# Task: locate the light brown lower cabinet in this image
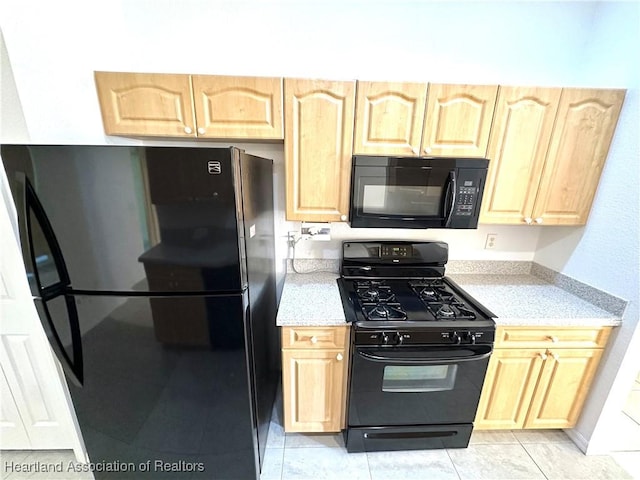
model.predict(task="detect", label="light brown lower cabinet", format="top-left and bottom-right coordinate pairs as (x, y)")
top-left (474, 326), bottom-right (611, 430)
top-left (281, 326), bottom-right (350, 432)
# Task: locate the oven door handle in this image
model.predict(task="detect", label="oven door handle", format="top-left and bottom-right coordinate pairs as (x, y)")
top-left (357, 347), bottom-right (492, 365)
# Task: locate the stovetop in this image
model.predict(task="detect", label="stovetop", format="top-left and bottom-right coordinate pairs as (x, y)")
top-left (337, 241), bottom-right (496, 345)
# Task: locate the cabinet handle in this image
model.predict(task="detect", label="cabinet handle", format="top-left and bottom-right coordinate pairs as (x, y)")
top-left (340, 214), bottom-right (347, 222)
top-left (411, 147), bottom-right (419, 155)
top-left (184, 126), bottom-right (193, 134)
top-left (310, 336), bottom-right (318, 344)
top-left (524, 217), bottom-right (533, 225)
top-left (550, 352), bottom-right (559, 361)
top-left (336, 353), bottom-right (343, 361)
top-left (197, 127), bottom-right (206, 135)
top-left (548, 336), bottom-right (559, 343)
top-left (539, 352), bottom-right (547, 360)
top-left (535, 217), bottom-right (543, 224)
top-left (424, 147), bottom-right (432, 154)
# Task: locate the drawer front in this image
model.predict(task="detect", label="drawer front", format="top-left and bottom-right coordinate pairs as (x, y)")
top-left (282, 326), bottom-right (349, 349)
top-left (495, 326), bottom-right (611, 349)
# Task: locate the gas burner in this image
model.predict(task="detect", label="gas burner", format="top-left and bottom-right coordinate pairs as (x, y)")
top-left (362, 302), bottom-right (407, 321)
top-left (355, 280), bottom-right (395, 303)
top-left (427, 302), bottom-right (476, 320)
top-left (413, 285), bottom-right (454, 303)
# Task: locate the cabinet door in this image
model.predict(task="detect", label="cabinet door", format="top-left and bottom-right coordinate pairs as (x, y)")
top-left (282, 349), bottom-right (347, 432)
top-left (191, 75), bottom-right (283, 139)
top-left (525, 348), bottom-right (603, 429)
top-left (284, 79), bottom-right (355, 221)
top-left (353, 81), bottom-right (427, 155)
top-left (532, 88), bottom-right (625, 225)
top-left (480, 87), bottom-right (561, 224)
top-left (95, 72), bottom-right (196, 137)
top-left (474, 349), bottom-right (545, 430)
top-left (422, 84), bottom-right (498, 157)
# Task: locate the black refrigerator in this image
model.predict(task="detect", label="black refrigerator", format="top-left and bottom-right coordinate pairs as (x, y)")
top-left (1, 145), bottom-right (280, 479)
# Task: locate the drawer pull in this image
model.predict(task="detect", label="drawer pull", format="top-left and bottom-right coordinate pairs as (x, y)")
top-left (310, 336), bottom-right (318, 344)
top-left (548, 336), bottom-right (559, 343)
top-left (336, 353), bottom-right (343, 361)
top-left (539, 352), bottom-right (547, 360)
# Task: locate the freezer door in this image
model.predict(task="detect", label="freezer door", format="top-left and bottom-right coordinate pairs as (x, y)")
top-left (2, 145), bottom-right (245, 294)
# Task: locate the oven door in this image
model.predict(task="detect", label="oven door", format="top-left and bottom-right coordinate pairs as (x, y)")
top-left (349, 157), bottom-right (456, 228)
top-left (348, 344), bottom-right (491, 428)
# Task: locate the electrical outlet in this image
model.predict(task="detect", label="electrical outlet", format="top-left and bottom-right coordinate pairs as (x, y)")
top-left (485, 233), bottom-right (498, 250)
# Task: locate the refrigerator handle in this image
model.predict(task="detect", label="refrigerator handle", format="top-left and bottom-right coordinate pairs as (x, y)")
top-left (20, 173), bottom-right (84, 385)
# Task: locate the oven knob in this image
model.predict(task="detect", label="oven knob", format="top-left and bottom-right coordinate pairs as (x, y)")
top-left (463, 331), bottom-right (477, 344)
top-left (449, 331), bottom-right (461, 345)
top-left (381, 333), bottom-right (390, 345)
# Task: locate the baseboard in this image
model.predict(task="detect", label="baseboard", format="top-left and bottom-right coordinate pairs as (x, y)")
top-left (564, 428), bottom-right (589, 453)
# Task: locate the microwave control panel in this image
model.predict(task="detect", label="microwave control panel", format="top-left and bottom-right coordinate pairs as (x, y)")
top-left (454, 181), bottom-right (477, 216)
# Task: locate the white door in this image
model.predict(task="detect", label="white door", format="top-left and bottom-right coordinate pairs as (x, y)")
top-left (0, 157), bottom-right (87, 460)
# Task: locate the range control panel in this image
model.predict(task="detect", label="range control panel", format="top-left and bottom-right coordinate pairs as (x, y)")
top-left (355, 328), bottom-right (495, 346)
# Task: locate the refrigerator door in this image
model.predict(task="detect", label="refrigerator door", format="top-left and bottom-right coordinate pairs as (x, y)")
top-left (20, 174), bottom-right (83, 385)
top-left (67, 292), bottom-right (260, 479)
top-left (238, 152), bottom-right (279, 468)
top-left (2, 145), bottom-right (245, 294)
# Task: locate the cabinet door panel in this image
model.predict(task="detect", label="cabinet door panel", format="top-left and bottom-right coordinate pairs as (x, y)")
top-left (95, 72), bottom-right (196, 137)
top-left (422, 84), bottom-right (498, 157)
top-left (474, 349), bottom-right (544, 430)
top-left (353, 81), bottom-right (427, 155)
top-left (285, 79), bottom-right (355, 221)
top-left (480, 87), bottom-right (561, 224)
top-left (191, 75), bottom-right (283, 139)
top-left (533, 88), bottom-right (625, 225)
top-left (525, 348), bottom-right (603, 428)
top-left (282, 349), bottom-right (346, 432)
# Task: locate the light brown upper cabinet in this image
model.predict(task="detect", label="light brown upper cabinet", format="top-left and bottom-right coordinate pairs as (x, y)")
top-left (95, 72), bottom-right (196, 137)
top-left (95, 72), bottom-right (283, 139)
top-left (191, 75), bottom-right (283, 138)
top-left (480, 86), bottom-right (562, 224)
top-left (422, 84), bottom-right (499, 157)
top-left (481, 87), bottom-right (625, 226)
top-left (532, 88), bottom-right (625, 225)
top-left (353, 81), bottom-right (427, 155)
top-left (284, 78), bottom-right (356, 222)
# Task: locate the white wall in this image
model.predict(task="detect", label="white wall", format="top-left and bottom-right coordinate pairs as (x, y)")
top-left (534, 1), bottom-right (640, 453)
top-left (2, 0), bottom-right (639, 451)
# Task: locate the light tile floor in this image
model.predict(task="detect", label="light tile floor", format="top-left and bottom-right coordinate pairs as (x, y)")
top-left (262, 426), bottom-right (639, 480)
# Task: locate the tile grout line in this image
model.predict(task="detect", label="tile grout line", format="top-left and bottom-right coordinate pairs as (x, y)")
top-left (517, 439), bottom-right (551, 480)
top-left (444, 448), bottom-right (463, 480)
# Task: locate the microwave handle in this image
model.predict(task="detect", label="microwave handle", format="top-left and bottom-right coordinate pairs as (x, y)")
top-left (445, 170), bottom-right (457, 227)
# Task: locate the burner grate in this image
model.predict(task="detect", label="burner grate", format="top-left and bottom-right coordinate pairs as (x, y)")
top-left (361, 302), bottom-right (407, 321)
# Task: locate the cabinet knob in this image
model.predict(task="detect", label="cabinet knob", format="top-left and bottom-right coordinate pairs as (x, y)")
top-left (548, 336), bottom-right (559, 343)
top-left (550, 352), bottom-right (559, 361)
top-left (539, 352), bottom-right (547, 360)
top-left (310, 336), bottom-right (318, 344)
top-left (197, 127), bottom-right (206, 135)
top-left (535, 217), bottom-right (543, 224)
top-left (411, 147), bottom-right (419, 155)
top-left (524, 217), bottom-right (533, 225)
top-left (424, 147), bottom-right (432, 154)
top-left (184, 126), bottom-right (193, 134)
top-left (336, 353), bottom-right (343, 361)
top-left (340, 214), bottom-right (347, 222)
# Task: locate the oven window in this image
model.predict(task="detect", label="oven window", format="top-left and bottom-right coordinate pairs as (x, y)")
top-left (382, 364), bottom-right (457, 393)
top-left (362, 184), bottom-right (442, 216)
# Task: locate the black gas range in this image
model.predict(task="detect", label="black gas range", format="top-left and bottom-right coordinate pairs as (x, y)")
top-left (337, 241), bottom-right (496, 453)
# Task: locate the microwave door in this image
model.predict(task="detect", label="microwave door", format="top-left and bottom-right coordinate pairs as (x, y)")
top-left (352, 165), bottom-right (450, 227)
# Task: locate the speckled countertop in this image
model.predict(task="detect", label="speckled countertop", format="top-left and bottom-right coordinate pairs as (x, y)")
top-left (276, 272), bottom-right (345, 326)
top-left (448, 274), bottom-right (621, 327)
top-left (276, 268), bottom-right (623, 328)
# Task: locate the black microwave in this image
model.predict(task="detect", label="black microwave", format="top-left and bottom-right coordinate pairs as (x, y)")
top-left (348, 155), bottom-right (489, 229)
